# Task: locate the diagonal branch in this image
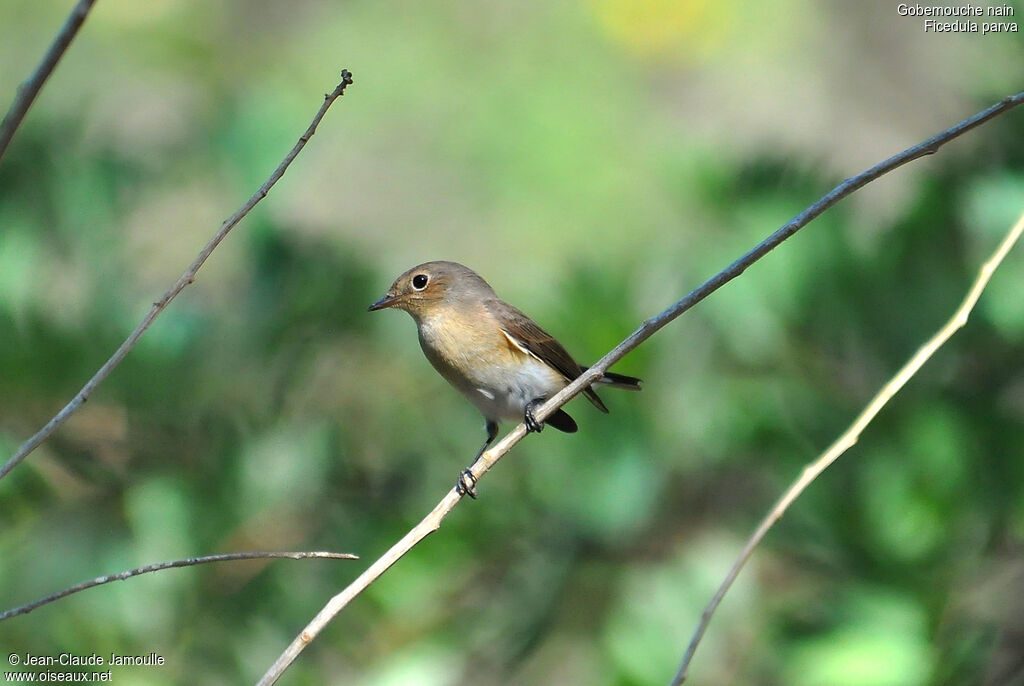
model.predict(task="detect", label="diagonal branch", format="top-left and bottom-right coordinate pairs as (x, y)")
top-left (0, 550), bottom-right (358, 622)
top-left (0, 70), bottom-right (355, 485)
top-left (255, 91), bottom-right (1024, 686)
top-left (0, 0), bottom-right (98, 165)
top-left (515, 91), bottom-right (1024, 441)
top-left (669, 208), bottom-right (1024, 685)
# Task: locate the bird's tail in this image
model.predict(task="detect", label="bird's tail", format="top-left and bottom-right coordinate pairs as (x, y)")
top-left (581, 366), bottom-right (642, 391)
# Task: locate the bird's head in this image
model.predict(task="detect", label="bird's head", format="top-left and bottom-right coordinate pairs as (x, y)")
top-left (368, 261), bottom-right (494, 319)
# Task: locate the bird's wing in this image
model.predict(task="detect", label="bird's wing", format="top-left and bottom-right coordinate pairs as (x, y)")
top-left (488, 299), bottom-right (609, 413)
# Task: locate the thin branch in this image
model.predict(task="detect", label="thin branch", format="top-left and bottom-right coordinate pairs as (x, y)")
top-left (670, 208), bottom-right (1024, 685)
top-left (516, 91), bottom-right (1024, 441)
top-left (0, 550), bottom-right (358, 621)
top-left (0, 0), bottom-right (98, 165)
top-left (255, 93), bottom-right (1024, 686)
top-left (257, 493), bottom-right (461, 685)
top-left (0, 70), bottom-right (355, 484)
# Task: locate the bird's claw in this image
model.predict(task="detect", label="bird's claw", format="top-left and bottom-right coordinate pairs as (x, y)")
top-left (456, 469), bottom-right (478, 499)
top-left (524, 400), bottom-right (545, 433)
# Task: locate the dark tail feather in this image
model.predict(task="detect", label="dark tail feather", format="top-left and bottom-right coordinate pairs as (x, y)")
top-left (580, 366), bottom-right (642, 391)
top-left (547, 409), bottom-right (578, 433)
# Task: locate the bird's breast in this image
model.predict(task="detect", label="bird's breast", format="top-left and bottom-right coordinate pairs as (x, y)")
top-left (415, 312), bottom-right (565, 421)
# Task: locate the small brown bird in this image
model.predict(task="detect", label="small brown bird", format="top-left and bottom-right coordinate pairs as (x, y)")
top-left (368, 261), bottom-right (641, 496)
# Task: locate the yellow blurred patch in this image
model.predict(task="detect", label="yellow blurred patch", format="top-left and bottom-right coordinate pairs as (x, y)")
top-left (589, 0), bottom-right (735, 61)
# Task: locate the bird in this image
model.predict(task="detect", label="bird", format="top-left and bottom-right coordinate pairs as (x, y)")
top-left (368, 261), bottom-right (641, 497)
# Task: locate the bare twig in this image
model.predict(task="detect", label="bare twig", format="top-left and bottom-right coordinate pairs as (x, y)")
top-left (257, 492), bottom-right (462, 685)
top-left (256, 93), bottom-right (1024, 686)
top-left (0, 550), bottom-right (358, 621)
top-left (0, 0), bottom-right (98, 165)
top-left (0, 70), bottom-right (355, 484)
top-left (670, 208), bottom-right (1024, 685)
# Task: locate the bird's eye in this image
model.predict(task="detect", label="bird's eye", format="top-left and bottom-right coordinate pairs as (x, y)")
top-left (411, 274), bottom-right (429, 290)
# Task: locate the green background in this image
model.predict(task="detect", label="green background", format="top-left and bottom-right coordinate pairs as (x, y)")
top-left (2, 1), bottom-right (1024, 684)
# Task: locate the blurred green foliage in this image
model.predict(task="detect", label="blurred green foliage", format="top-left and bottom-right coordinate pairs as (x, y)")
top-left (2, 1), bottom-right (1024, 685)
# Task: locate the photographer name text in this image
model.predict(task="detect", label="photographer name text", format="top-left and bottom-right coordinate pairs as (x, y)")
top-left (12, 653), bottom-right (164, 667)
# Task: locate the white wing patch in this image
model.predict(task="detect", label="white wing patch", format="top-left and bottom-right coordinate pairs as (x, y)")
top-left (501, 328), bottom-right (542, 361)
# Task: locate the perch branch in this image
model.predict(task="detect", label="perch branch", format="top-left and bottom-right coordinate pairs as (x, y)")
top-left (0, 0), bottom-right (98, 165)
top-left (0, 70), bottom-right (355, 484)
top-left (670, 207), bottom-right (1024, 685)
top-left (256, 91), bottom-right (1024, 686)
top-left (0, 550), bottom-right (358, 621)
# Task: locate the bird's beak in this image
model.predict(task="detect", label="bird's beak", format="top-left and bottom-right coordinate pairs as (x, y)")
top-left (368, 292), bottom-right (400, 312)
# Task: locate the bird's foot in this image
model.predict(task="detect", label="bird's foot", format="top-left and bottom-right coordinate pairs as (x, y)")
top-left (524, 399), bottom-right (545, 433)
top-left (456, 469), bottom-right (478, 499)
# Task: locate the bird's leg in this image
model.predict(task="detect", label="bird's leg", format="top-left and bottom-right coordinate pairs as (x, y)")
top-left (524, 398), bottom-right (546, 433)
top-left (457, 419), bottom-right (499, 499)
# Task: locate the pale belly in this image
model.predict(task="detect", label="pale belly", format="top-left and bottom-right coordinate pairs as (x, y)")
top-left (416, 316), bottom-right (567, 422)
top-left (460, 354), bottom-right (567, 422)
